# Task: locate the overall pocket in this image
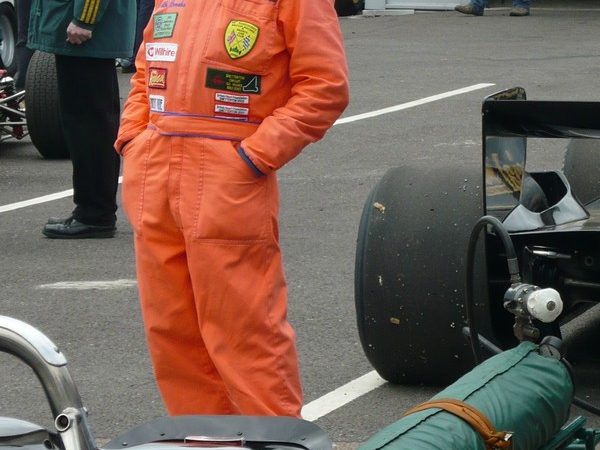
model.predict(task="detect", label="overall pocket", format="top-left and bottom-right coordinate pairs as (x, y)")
top-left (193, 139), bottom-right (269, 242)
top-left (201, 0), bottom-right (282, 75)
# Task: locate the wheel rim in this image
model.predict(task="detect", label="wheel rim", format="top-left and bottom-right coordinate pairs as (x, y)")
top-left (0, 14), bottom-right (15, 69)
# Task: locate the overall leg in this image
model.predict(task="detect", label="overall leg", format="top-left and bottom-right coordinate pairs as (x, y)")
top-left (54, 55), bottom-right (121, 226)
top-left (122, 133), bottom-right (235, 415)
top-left (187, 239), bottom-right (304, 417)
top-left (179, 138), bottom-right (304, 417)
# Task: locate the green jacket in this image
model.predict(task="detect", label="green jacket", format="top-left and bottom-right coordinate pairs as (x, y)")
top-left (28, 0), bottom-right (136, 59)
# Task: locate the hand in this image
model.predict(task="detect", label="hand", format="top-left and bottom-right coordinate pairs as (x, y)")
top-left (66, 22), bottom-right (92, 45)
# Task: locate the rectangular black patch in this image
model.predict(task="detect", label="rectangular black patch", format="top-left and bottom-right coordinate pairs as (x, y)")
top-left (205, 68), bottom-right (261, 94)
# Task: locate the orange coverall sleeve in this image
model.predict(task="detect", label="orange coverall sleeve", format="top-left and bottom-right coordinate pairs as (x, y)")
top-left (240, 0), bottom-right (350, 175)
top-left (115, 46), bottom-right (149, 153)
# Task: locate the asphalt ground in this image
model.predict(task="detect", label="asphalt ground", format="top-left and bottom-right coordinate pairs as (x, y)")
top-left (2, 5), bottom-right (600, 449)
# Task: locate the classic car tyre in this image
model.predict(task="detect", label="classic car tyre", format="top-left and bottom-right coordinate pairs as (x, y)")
top-left (0, 3), bottom-right (17, 75)
top-left (24, 51), bottom-right (69, 159)
top-left (355, 163), bottom-right (494, 385)
top-left (563, 139), bottom-right (600, 205)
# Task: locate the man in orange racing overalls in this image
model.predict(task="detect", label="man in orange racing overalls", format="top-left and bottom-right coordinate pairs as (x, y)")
top-left (115, 0), bottom-right (349, 417)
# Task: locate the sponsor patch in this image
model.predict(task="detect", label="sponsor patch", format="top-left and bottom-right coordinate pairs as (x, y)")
top-left (215, 104), bottom-right (249, 116)
top-left (146, 43), bottom-right (178, 62)
top-left (148, 67), bottom-right (168, 89)
top-left (149, 95), bottom-right (166, 112)
top-left (225, 20), bottom-right (259, 59)
top-left (153, 13), bottom-right (177, 39)
top-left (215, 92), bottom-right (249, 105)
top-left (206, 68), bottom-right (261, 94)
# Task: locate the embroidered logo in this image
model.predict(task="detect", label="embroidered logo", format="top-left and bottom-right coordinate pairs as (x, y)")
top-left (225, 20), bottom-right (259, 59)
top-left (148, 67), bottom-right (168, 89)
top-left (146, 43), bottom-right (178, 62)
top-left (153, 13), bottom-right (178, 39)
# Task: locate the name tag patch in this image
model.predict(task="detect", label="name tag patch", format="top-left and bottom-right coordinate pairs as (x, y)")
top-left (149, 95), bottom-right (166, 112)
top-left (153, 13), bottom-right (178, 39)
top-left (215, 104), bottom-right (249, 116)
top-left (215, 92), bottom-right (249, 104)
top-left (146, 43), bottom-right (178, 62)
top-left (206, 68), bottom-right (260, 94)
top-left (148, 67), bottom-right (168, 89)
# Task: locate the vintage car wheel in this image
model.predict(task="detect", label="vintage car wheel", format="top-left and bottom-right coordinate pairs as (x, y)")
top-left (0, 2), bottom-right (17, 75)
top-left (563, 139), bottom-right (600, 205)
top-left (355, 163), bottom-right (493, 385)
top-left (24, 51), bottom-right (69, 159)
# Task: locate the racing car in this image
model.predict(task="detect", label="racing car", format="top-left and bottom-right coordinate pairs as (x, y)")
top-left (355, 86), bottom-right (600, 386)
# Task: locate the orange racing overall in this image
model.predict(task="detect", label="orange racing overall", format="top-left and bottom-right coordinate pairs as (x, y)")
top-left (115, 0), bottom-right (349, 416)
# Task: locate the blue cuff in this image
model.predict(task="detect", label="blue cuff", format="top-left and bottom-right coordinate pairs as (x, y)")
top-left (237, 147), bottom-right (265, 177)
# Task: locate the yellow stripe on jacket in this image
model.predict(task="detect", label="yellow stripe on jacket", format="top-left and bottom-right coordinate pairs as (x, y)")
top-left (80, 0), bottom-right (100, 24)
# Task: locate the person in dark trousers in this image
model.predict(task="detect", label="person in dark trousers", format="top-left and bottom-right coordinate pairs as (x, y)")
top-left (117, 0), bottom-right (153, 73)
top-left (27, 0), bottom-right (135, 239)
top-left (15, 0), bottom-right (33, 91)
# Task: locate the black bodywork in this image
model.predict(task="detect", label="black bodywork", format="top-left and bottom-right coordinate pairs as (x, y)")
top-left (482, 87), bottom-right (600, 345)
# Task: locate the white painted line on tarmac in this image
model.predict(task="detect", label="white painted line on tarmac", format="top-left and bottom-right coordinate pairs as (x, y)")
top-left (36, 279), bottom-right (137, 290)
top-left (0, 188), bottom-right (74, 213)
top-left (0, 177), bottom-right (124, 214)
top-left (302, 370), bottom-right (386, 421)
top-left (334, 83), bottom-right (495, 125)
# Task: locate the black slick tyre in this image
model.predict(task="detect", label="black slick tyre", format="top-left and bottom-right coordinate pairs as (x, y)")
top-left (355, 163), bottom-right (492, 385)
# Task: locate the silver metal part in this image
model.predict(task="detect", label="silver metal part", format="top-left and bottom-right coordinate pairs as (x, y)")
top-left (0, 316), bottom-right (97, 450)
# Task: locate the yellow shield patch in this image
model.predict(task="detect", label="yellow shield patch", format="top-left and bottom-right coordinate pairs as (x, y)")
top-left (225, 20), bottom-right (259, 59)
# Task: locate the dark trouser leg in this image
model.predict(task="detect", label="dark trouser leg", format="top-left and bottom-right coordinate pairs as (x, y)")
top-left (15, 0), bottom-right (33, 90)
top-left (130, 0), bottom-right (154, 65)
top-left (54, 55), bottom-right (121, 226)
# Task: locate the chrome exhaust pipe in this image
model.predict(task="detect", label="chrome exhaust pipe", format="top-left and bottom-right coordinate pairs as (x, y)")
top-left (0, 316), bottom-right (97, 450)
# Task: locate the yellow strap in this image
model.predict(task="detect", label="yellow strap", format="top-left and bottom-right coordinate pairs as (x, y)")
top-left (403, 398), bottom-right (512, 449)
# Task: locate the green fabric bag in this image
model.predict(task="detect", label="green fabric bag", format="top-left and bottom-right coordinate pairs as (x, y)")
top-left (360, 342), bottom-right (574, 450)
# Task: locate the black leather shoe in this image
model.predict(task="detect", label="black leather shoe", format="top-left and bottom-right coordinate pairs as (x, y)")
top-left (42, 218), bottom-right (116, 239)
top-left (46, 216), bottom-right (73, 225)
